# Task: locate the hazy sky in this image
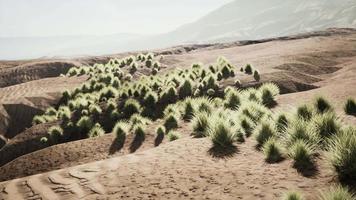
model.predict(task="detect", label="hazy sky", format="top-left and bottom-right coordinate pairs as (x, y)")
top-left (0, 0), bottom-right (232, 37)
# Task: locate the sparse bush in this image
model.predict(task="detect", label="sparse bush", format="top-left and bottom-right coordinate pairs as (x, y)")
top-left (123, 99), bottom-right (141, 118)
top-left (113, 121), bottom-right (130, 142)
top-left (296, 104), bottom-right (314, 121)
top-left (208, 117), bottom-right (235, 148)
top-left (152, 68), bottom-right (158, 75)
top-left (133, 124), bottom-right (146, 139)
top-left (164, 114), bottom-right (179, 131)
top-left (179, 79), bottom-right (193, 99)
top-left (58, 106), bottom-right (71, 121)
top-left (319, 185), bottom-right (355, 200)
top-left (253, 70), bottom-right (260, 81)
top-left (275, 112), bottom-right (289, 133)
top-left (129, 114), bottom-right (151, 126)
top-left (285, 119), bottom-right (320, 146)
top-left (40, 137), bottom-right (48, 143)
top-left (260, 87), bottom-right (275, 107)
top-left (207, 88), bottom-right (215, 97)
top-left (221, 65), bottom-right (231, 78)
top-left (328, 126), bottom-right (356, 181)
top-left (288, 139), bottom-right (315, 169)
top-left (224, 90), bottom-right (240, 110)
top-left (124, 74), bottom-right (133, 81)
top-left (45, 107), bottom-right (57, 116)
top-left (314, 96), bottom-right (333, 114)
top-left (344, 97), bottom-right (356, 115)
top-left (76, 116), bottom-right (93, 134)
top-left (239, 116), bottom-right (254, 136)
top-left (234, 79), bottom-right (241, 87)
top-left (310, 112), bottom-right (340, 139)
top-left (130, 63), bottom-right (138, 74)
top-left (254, 121), bottom-right (277, 147)
top-left (262, 138), bottom-right (284, 163)
top-left (160, 86), bottom-right (178, 104)
top-left (167, 130), bottom-right (181, 141)
top-left (145, 60), bottom-right (152, 68)
top-left (183, 100), bottom-right (195, 121)
top-left (282, 191), bottom-right (304, 200)
top-left (143, 91), bottom-right (158, 108)
top-left (32, 115), bottom-right (46, 125)
top-left (233, 126), bottom-right (245, 142)
top-left (88, 123), bottom-right (105, 137)
top-left (62, 90), bottom-right (71, 103)
top-left (156, 126), bottom-right (166, 136)
top-left (192, 112), bottom-right (210, 137)
top-left (89, 104), bottom-right (102, 116)
top-left (67, 68), bottom-right (78, 76)
top-left (48, 126), bottom-right (63, 141)
top-left (244, 64), bottom-right (253, 74)
top-left (99, 86), bottom-right (118, 100)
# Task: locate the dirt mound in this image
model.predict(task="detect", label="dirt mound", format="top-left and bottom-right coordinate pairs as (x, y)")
top-left (0, 121), bottom-right (191, 181)
top-left (0, 137), bottom-right (334, 200)
top-left (0, 76), bottom-right (86, 140)
top-left (0, 122), bottom-right (56, 167)
top-left (0, 60), bottom-right (82, 88)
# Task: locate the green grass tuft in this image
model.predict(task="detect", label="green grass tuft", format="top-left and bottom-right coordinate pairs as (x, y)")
top-left (88, 123), bottom-right (105, 137)
top-left (319, 185), bottom-right (355, 200)
top-left (328, 126), bottom-right (356, 181)
top-left (262, 138), bottom-right (284, 163)
top-left (282, 191), bottom-right (304, 200)
top-left (167, 130), bottom-right (181, 141)
top-left (344, 97), bottom-right (356, 116)
top-left (208, 117), bottom-right (235, 148)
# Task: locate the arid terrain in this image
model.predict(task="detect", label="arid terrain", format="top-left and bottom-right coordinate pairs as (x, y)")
top-left (0, 28), bottom-right (355, 200)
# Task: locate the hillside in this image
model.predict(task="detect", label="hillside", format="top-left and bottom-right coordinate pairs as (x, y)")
top-left (0, 28), bottom-right (355, 199)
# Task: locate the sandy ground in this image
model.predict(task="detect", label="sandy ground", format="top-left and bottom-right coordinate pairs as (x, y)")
top-left (0, 28), bottom-right (355, 199)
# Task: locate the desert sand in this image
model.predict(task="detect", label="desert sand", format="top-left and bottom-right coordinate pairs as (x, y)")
top-left (0, 28), bottom-right (355, 199)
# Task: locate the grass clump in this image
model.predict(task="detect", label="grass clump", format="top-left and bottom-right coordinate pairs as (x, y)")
top-left (192, 112), bottom-right (210, 137)
top-left (76, 116), bottom-right (93, 134)
top-left (179, 79), bottom-right (194, 99)
top-left (133, 124), bottom-right (146, 139)
top-left (48, 126), bottom-right (63, 141)
top-left (182, 99), bottom-right (195, 121)
top-left (288, 139), bottom-right (315, 169)
top-left (123, 99), bottom-right (141, 118)
top-left (244, 64), bottom-right (253, 74)
top-left (275, 112), bottom-right (289, 133)
top-left (88, 123), bottom-right (105, 137)
top-left (319, 185), bottom-right (355, 200)
top-left (314, 96), bottom-right (333, 114)
top-left (296, 104), bottom-right (314, 121)
top-left (224, 90), bottom-right (240, 110)
top-left (113, 121), bottom-right (130, 142)
top-left (310, 112), bottom-right (340, 139)
top-left (253, 70), bottom-right (260, 81)
top-left (281, 191), bottom-right (304, 200)
top-left (156, 126), bottom-right (166, 136)
top-left (167, 130), bottom-right (181, 141)
top-left (262, 138), bottom-right (284, 163)
top-left (254, 121), bottom-right (277, 147)
top-left (208, 117), bottom-right (235, 148)
top-left (344, 97), bottom-right (356, 116)
top-left (328, 126), bottom-right (356, 181)
top-left (164, 114), bottom-right (179, 131)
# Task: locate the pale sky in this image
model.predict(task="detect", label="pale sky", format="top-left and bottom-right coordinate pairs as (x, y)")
top-left (0, 0), bottom-right (233, 37)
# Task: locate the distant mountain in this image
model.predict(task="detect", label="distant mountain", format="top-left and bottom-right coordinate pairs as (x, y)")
top-left (1, 0), bottom-right (356, 60)
top-left (149, 0), bottom-right (356, 45)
